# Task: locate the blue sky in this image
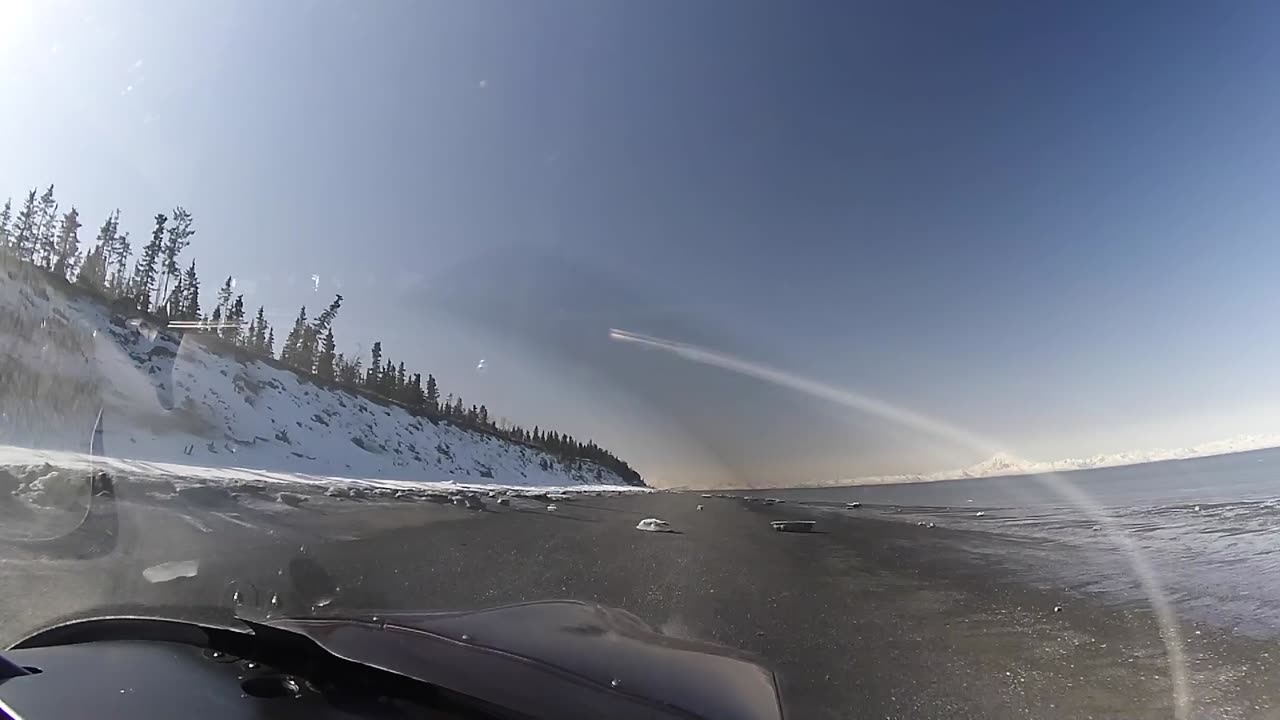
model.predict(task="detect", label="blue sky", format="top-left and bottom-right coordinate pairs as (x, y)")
top-left (4, 1), bottom-right (1280, 487)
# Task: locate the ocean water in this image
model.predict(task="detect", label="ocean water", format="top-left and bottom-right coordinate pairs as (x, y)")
top-left (763, 446), bottom-right (1280, 638)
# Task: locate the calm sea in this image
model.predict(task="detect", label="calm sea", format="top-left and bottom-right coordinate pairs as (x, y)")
top-left (755, 446), bottom-right (1280, 638)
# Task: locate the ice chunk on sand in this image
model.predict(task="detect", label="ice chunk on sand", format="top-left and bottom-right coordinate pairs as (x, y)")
top-left (16, 468), bottom-right (83, 508)
top-left (770, 520), bottom-right (816, 533)
top-left (636, 518), bottom-right (673, 532)
top-left (277, 491), bottom-right (308, 507)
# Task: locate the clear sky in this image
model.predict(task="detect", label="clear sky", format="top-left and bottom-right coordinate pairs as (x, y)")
top-left (4, 1), bottom-right (1280, 487)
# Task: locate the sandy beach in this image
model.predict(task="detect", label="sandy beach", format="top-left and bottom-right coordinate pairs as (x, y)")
top-left (3, 486), bottom-right (1277, 718)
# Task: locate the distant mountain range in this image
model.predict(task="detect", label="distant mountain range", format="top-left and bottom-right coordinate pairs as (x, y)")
top-left (835, 436), bottom-right (1280, 487)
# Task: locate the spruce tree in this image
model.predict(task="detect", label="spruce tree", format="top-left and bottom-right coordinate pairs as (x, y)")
top-left (11, 189), bottom-right (38, 261)
top-left (306, 294), bottom-right (342, 372)
top-left (425, 374), bottom-right (439, 409)
top-left (36, 185), bottom-right (55, 212)
top-left (86, 210), bottom-right (118, 292)
top-left (108, 229), bottom-right (131, 297)
top-left (226, 295), bottom-right (245, 343)
top-left (312, 294), bottom-right (342, 333)
top-left (281, 307), bottom-right (305, 364)
top-left (367, 342), bottom-right (382, 388)
top-left (36, 203), bottom-right (58, 269)
top-left (297, 332), bottom-right (316, 372)
top-left (216, 276), bottom-right (234, 318)
top-left (77, 244), bottom-right (107, 289)
top-left (251, 307), bottom-right (267, 351)
top-left (132, 213), bottom-right (166, 311)
top-left (51, 207), bottom-right (82, 280)
top-left (182, 260), bottom-right (200, 321)
top-left (91, 209), bottom-right (130, 296)
top-left (35, 200), bottom-right (58, 269)
top-left (316, 329), bottom-right (336, 379)
top-left (166, 274), bottom-right (186, 318)
top-left (33, 185), bottom-right (56, 267)
top-left (244, 313), bottom-right (258, 348)
top-left (265, 326), bottom-right (275, 358)
top-left (158, 207), bottom-right (194, 307)
top-left (0, 198), bottom-right (12, 249)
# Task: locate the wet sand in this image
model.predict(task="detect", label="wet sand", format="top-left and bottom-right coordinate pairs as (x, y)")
top-left (4, 487), bottom-right (1279, 718)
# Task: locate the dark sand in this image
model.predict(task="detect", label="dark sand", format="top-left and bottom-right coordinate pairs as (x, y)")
top-left (4, 488), bottom-right (1278, 718)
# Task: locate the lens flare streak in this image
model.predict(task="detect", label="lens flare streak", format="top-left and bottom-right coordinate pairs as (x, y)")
top-left (608, 326), bottom-right (1191, 718)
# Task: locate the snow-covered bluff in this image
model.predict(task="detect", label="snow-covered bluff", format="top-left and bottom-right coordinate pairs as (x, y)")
top-left (0, 258), bottom-right (644, 490)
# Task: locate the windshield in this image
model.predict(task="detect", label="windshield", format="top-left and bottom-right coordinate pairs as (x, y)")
top-left (4, 2), bottom-right (1280, 717)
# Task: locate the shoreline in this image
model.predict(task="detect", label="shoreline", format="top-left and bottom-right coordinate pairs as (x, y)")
top-left (745, 500), bottom-right (1280, 718)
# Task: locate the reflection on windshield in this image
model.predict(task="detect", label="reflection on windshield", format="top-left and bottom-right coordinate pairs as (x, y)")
top-left (5, 1), bottom-right (1280, 717)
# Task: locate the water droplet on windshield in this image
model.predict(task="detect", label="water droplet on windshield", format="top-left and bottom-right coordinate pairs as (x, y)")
top-left (203, 648), bottom-right (238, 663)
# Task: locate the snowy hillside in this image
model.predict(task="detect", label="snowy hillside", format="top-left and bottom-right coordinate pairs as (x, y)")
top-left (0, 258), bottom-right (643, 491)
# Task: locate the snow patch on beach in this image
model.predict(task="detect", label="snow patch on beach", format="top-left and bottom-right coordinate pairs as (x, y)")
top-left (0, 445), bottom-right (650, 498)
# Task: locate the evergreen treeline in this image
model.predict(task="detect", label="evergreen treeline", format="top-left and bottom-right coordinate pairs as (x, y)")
top-left (0, 184), bottom-right (643, 486)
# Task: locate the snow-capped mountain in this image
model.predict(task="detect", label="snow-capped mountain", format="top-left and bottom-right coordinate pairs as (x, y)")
top-left (0, 257), bottom-right (642, 490)
top-left (831, 437), bottom-right (1280, 487)
top-left (953, 451), bottom-right (1036, 478)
